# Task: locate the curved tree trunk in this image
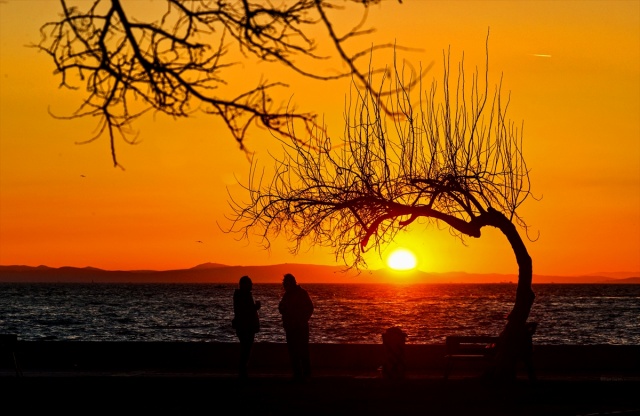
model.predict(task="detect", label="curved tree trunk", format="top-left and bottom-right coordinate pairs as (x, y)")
top-left (483, 208), bottom-right (535, 381)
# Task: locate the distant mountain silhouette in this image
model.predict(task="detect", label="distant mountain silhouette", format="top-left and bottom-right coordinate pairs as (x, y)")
top-left (189, 262), bottom-right (230, 270)
top-left (0, 264), bottom-right (638, 284)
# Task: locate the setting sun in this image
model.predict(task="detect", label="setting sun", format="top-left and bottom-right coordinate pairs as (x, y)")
top-left (386, 248), bottom-right (417, 271)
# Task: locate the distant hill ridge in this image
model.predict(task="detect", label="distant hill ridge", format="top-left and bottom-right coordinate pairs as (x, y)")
top-left (0, 264), bottom-right (638, 284)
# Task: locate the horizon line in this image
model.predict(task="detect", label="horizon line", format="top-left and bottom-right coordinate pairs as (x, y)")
top-left (1, 263), bottom-right (638, 279)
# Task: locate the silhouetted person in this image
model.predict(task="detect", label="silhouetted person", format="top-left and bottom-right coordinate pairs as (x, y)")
top-left (278, 273), bottom-right (314, 381)
top-left (232, 275), bottom-right (261, 379)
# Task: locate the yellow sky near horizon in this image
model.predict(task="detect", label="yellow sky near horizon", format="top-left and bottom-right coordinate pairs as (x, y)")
top-left (1, 1), bottom-right (639, 278)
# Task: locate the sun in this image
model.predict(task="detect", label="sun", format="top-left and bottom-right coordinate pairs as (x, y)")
top-left (386, 248), bottom-right (417, 271)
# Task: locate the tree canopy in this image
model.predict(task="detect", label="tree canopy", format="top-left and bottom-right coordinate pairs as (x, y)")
top-left (229, 43), bottom-right (535, 272)
top-left (36, 0), bottom-right (412, 168)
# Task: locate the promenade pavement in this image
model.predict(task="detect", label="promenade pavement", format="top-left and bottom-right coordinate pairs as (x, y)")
top-left (2, 341), bottom-right (639, 414)
top-left (2, 367), bottom-right (640, 415)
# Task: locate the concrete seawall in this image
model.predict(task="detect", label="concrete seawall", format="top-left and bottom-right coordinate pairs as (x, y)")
top-left (5, 342), bottom-right (640, 375)
top-left (3, 342), bottom-right (640, 415)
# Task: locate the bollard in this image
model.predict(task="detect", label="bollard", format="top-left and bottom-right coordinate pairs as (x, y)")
top-left (382, 326), bottom-right (408, 380)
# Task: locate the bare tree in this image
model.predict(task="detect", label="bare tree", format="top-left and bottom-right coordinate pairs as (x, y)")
top-left (36, 0), bottom-right (415, 168)
top-left (229, 40), bottom-right (538, 380)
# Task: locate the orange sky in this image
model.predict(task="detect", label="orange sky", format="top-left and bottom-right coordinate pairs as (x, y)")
top-left (1, 1), bottom-right (639, 277)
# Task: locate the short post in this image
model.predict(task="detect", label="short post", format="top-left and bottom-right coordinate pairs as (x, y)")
top-left (382, 326), bottom-right (408, 380)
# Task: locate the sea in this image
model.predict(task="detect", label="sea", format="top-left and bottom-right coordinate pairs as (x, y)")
top-left (1, 283), bottom-right (638, 345)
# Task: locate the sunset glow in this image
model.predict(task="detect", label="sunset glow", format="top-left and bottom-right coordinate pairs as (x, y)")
top-left (387, 248), bottom-right (418, 271)
top-left (0, 1), bottom-right (638, 279)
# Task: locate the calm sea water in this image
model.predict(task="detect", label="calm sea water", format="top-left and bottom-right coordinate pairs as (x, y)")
top-left (0, 283), bottom-right (638, 345)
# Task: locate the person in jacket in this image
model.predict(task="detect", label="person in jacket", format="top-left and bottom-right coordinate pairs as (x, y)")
top-left (278, 273), bottom-right (314, 381)
top-left (232, 275), bottom-right (261, 379)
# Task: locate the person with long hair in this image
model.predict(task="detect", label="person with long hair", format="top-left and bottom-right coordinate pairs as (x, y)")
top-left (232, 275), bottom-right (261, 379)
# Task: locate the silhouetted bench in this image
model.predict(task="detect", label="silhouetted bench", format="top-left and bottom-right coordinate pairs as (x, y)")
top-left (444, 322), bottom-right (537, 381)
top-left (443, 335), bottom-right (499, 380)
top-left (0, 334), bottom-right (23, 377)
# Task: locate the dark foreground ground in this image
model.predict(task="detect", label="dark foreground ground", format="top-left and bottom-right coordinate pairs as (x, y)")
top-left (1, 342), bottom-right (639, 415)
top-left (3, 371), bottom-right (640, 415)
